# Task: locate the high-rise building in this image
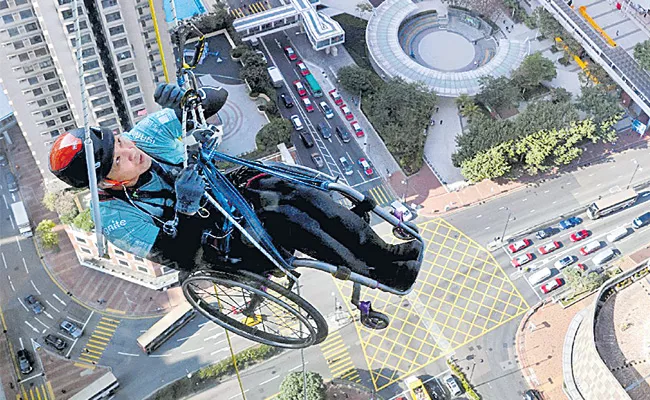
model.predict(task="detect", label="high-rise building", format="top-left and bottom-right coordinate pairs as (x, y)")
top-left (0, 0), bottom-right (176, 190)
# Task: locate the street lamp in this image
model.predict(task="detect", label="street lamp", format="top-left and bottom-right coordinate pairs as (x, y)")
top-left (401, 179), bottom-right (409, 203)
top-left (499, 207), bottom-right (515, 242)
top-left (627, 159), bottom-right (641, 189)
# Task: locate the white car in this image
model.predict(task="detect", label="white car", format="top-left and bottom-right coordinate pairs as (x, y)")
top-left (390, 201), bottom-right (413, 222)
top-left (290, 115), bottom-right (303, 131)
top-left (445, 375), bottom-right (463, 397)
top-left (320, 101), bottom-right (334, 119)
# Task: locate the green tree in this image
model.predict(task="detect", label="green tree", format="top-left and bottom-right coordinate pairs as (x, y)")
top-left (240, 50), bottom-right (266, 68)
top-left (578, 62), bottom-right (614, 87)
top-left (355, 1), bottom-right (373, 17)
top-left (256, 118), bottom-right (293, 151)
top-left (564, 268), bottom-right (606, 293)
top-left (72, 209), bottom-right (94, 232)
top-left (338, 65), bottom-right (378, 96)
top-left (476, 76), bottom-right (520, 110)
top-left (278, 372), bottom-right (326, 400)
top-left (42, 190), bottom-right (79, 224)
top-left (452, 114), bottom-right (514, 167)
top-left (514, 129), bottom-right (558, 175)
top-left (634, 39), bottom-right (650, 71)
top-left (534, 8), bottom-right (564, 39)
top-left (241, 64), bottom-right (272, 94)
top-left (460, 143), bottom-right (512, 182)
top-left (576, 85), bottom-right (622, 138)
top-left (549, 87), bottom-right (572, 104)
top-left (512, 52), bottom-right (557, 93)
top-left (455, 94), bottom-right (481, 119)
top-left (36, 220), bottom-right (59, 249)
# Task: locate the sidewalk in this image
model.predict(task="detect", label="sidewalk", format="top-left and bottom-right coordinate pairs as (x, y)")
top-left (6, 126), bottom-right (174, 318)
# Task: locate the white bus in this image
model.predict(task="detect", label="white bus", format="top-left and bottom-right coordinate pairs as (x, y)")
top-left (586, 189), bottom-right (638, 220)
top-left (136, 301), bottom-right (196, 354)
top-left (69, 372), bottom-right (118, 400)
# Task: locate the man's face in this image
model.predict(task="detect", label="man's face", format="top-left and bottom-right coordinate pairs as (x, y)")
top-left (105, 135), bottom-right (151, 186)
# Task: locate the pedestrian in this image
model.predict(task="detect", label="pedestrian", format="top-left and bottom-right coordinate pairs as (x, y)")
top-left (503, 19), bottom-right (506, 24)
top-left (149, 296), bottom-right (153, 301)
top-left (440, 120), bottom-right (443, 125)
top-left (511, 25), bottom-right (514, 30)
top-left (436, 106), bottom-right (439, 112)
top-left (616, 30), bottom-right (620, 36)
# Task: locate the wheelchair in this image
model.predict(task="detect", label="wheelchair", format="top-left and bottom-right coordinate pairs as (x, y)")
top-left (175, 38), bottom-right (424, 349)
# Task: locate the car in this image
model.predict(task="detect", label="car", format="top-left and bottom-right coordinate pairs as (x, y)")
top-left (559, 216), bottom-right (581, 230)
top-left (358, 158), bottom-right (373, 176)
top-left (535, 227), bottom-right (555, 240)
top-left (299, 132), bottom-right (314, 148)
top-left (340, 104), bottom-right (353, 121)
top-left (570, 229), bottom-right (590, 242)
top-left (290, 115), bottom-right (303, 131)
top-left (329, 89), bottom-right (343, 106)
top-left (541, 278), bottom-right (564, 294)
top-left (311, 153), bottom-right (324, 169)
top-left (576, 263), bottom-right (588, 272)
top-left (279, 93), bottom-right (293, 108)
top-left (511, 253), bottom-right (533, 267)
top-left (44, 334), bottom-right (67, 351)
top-left (60, 319), bottom-right (82, 338)
top-left (339, 157), bottom-right (353, 176)
top-left (284, 46), bottom-right (297, 61)
top-left (554, 255), bottom-right (576, 269)
top-left (316, 122), bottom-right (332, 139)
top-left (508, 239), bottom-right (531, 253)
top-left (350, 121), bottom-right (364, 137)
top-left (6, 172), bottom-right (17, 193)
top-left (296, 60), bottom-right (310, 76)
top-left (0, 152), bottom-right (7, 167)
top-left (320, 101), bottom-right (334, 119)
top-left (445, 375), bottom-right (463, 397)
top-left (301, 97), bottom-right (314, 112)
top-left (254, 50), bottom-right (268, 64)
top-left (391, 200), bottom-right (413, 222)
top-left (25, 295), bottom-right (44, 315)
top-left (580, 240), bottom-right (601, 256)
top-left (335, 126), bottom-right (351, 143)
top-left (293, 80), bottom-right (307, 97)
top-left (633, 212), bottom-right (650, 229)
top-left (17, 349), bottom-right (32, 374)
top-left (524, 389), bottom-right (543, 400)
top-left (538, 241), bottom-right (560, 255)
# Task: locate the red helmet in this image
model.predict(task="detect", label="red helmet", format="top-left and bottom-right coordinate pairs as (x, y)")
top-left (49, 127), bottom-right (115, 188)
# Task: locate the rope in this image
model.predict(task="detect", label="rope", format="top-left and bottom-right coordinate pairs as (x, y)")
top-left (296, 282), bottom-right (308, 400)
top-left (215, 282), bottom-right (247, 400)
top-left (149, 0), bottom-right (171, 83)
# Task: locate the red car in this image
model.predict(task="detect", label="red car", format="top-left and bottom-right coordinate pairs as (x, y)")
top-left (538, 241), bottom-right (560, 255)
top-left (284, 46), bottom-right (297, 61)
top-left (301, 97), bottom-right (314, 112)
top-left (350, 121), bottom-right (364, 137)
top-left (296, 61), bottom-right (310, 76)
top-left (508, 239), bottom-right (531, 253)
top-left (340, 104), bottom-right (353, 121)
top-left (576, 263), bottom-right (588, 272)
top-left (329, 89), bottom-right (343, 106)
top-left (579, 240), bottom-right (600, 256)
top-left (541, 278), bottom-right (564, 294)
top-left (570, 230), bottom-right (590, 242)
top-left (293, 80), bottom-right (307, 97)
top-left (358, 157), bottom-right (373, 176)
top-left (511, 253), bottom-right (533, 267)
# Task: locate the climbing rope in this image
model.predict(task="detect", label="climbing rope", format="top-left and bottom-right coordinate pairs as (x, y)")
top-left (215, 283), bottom-right (247, 400)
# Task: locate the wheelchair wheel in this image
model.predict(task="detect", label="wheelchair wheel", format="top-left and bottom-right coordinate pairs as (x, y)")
top-left (182, 269), bottom-right (328, 349)
top-left (360, 310), bottom-right (390, 330)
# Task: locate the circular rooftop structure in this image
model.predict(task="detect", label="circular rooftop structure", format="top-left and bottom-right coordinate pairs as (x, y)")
top-left (366, 0), bottom-right (528, 97)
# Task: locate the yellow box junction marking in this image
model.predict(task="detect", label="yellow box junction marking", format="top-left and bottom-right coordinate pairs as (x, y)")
top-left (335, 219), bottom-right (529, 391)
top-left (367, 184), bottom-right (394, 207)
top-left (78, 317), bottom-right (119, 365)
top-left (319, 331), bottom-right (361, 383)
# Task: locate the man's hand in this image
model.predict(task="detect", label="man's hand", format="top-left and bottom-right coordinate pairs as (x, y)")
top-left (154, 83), bottom-right (185, 120)
top-left (175, 166), bottom-right (204, 215)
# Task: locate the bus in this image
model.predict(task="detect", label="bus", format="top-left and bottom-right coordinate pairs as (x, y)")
top-left (586, 188), bottom-right (638, 219)
top-left (405, 376), bottom-right (432, 400)
top-left (136, 301), bottom-right (196, 354)
top-left (305, 74), bottom-right (323, 97)
top-left (69, 372), bottom-right (118, 400)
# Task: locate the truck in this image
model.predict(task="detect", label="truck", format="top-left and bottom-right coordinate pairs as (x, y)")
top-left (267, 66), bottom-right (283, 88)
top-left (405, 376), bottom-right (431, 400)
top-left (11, 201), bottom-right (32, 237)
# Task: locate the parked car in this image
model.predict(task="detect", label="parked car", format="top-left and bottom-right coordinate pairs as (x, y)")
top-left (569, 229), bottom-right (590, 242)
top-left (340, 104), bottom-right (354, 121)
top-left (329, 89), bottom-right (343, 105)
top-left (339, 157), bottom-right (353, 176)
top-left (6, 172), bottom-right (17, 192)
top-left (43, 334), bottom-right (67, 351)
top-left (254, 50), bottom-right (267, 64)
top-left (508, 239), bottom-right (531, 253)
top-left (335, 126), bottom-right (351, 143)
top-left (284, 46), bottom-right (297, 61)
top-left (607, 227), bottom-right (629, 242)
top-left (529, 267), bottom-right (552, 285)
top-left (25, 295), bottom-right (44, 315)
top-left (0, 152), bottom-right (7, 167)
top-left (320, 101), bottom-right (334, 119)
top-left (524, 389), bottom-right (543, 400)
top-left (296, 60), bottom-right (309, 76)
top-left (593, 248), bottom-right (617, 265)
top-left (444, 375), bottom-right (463, 397)
top-left (60, 319), bottom-right (83, 338)
top-left (310, 153), bottom-right (324, 169)
top-left (541, 278), bottom-right (564, 294)
top-left (538, 241), bottom-right (560, 255)
top-left (290, 115), bottom-right (303, 131)
top-left (576, 263), bottom-right (588, 272)
top-left (535, 227), bottom-right (555, 240)
top-left (633, 212), bottom-right (650, 229)
top-left (511, 253), bottom-right (533, 268)
top-left (554, 255), bottom-right (576, 269)
top-left (358, 158), bottom-right (373, 176)
top-left (279, 93), bottom-right (293, 108)
top-left (559, 216), bottom-right (581, 230)
top-left (579, 240), bottom-right (601, 256)
top-left (317, 122), bottom-right (332, 139)
top-left (390, 201), bottom-right (413, 222)
top-left (17, 349), bottom-right (32, 374)
top-left (301, 97), bottom-right (314, 112)
top-left (299, 132), bottom-right (314, 148)
top-left (293, 80), bottom-right (307, 97)
top-left (350, 121), bottom-right (364, 137)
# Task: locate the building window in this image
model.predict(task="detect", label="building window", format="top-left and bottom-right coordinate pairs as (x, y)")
top-left (75, 236), bottom-right (86, 243)
top-left (51, 93), bottom-right (65, 102)
top-left (80, 247), bottom-right (92, 254)
top-left (83, 60), bottom-right (99, 71)
top-left (43, 71), bottom-right (55, 80)
top-left (95, 107), bottom-right (113, 117)
top-left (48, 83), bottom-right (60, 91)
top-left (32, 88), bottom-right (42, 96)
top-left (108, 25), bottom-right (124, 36)
top-left (81, 47), bottom-right (95, 58)
top-left (118, 259), bottom-right (129, 267)
top-left (2, 14), bottom-right (14, 24)
top-left (119, 63), bottom-right (134, 73)
top-left (123, 75), bottom-right (137, 85)
top-left (49, 129), bottom-right (59, 138)
top-left (101, 0), bottom-right (117, 8)
top-left (24, 22), bottom-right (37, 31)
top-left (126, 87), bottom-right (140, 96)
top-left (112, 38), bottom-right (127, 48)
top-left (27, 77), bottom-right (38, 85)
top-left (45, 119), bottom-right (55, 127)
top-left (60, 114), bottom-right (72, 122)
top-left (36, 99), bottom-right (47, 106)
top-left (116, 50), bottom-right (131, 60)
top-left (64, 125), bottom-right (74, 131)
top-left (0, 1), bottom-right (7, 9)
top-left (56, 104), bottom-right (68, 112)
top-left (114, 248), bottom-right (124, 256)
top-left (70, 33), bottom-right (91, 47)
top-left (134, 256), bottom-right (144, 262)
top-left (39, 60), bottom-right (52, 68)
top-left (13, 40), bottom-right (24, 49)
top-left (58, 0), bottom-right (72, 4)
top-left (137, 266), bottom-right (148, 273)
top-left (84, 72), bottom-right (102, 84)
top-left (129, 97), bottom-right (143, 107)
top-left (33, 47), bottom-right (47, 57)
top-left (88, 84), bottom-right (106, 96)
top-left (41, 110), bottom-right (51, 117)
top-left (66, 20), bottom-right (87, 33)
top-left (30, 35), bottom-right (43, 45)
top-left (19, 9), bottom-right (32, 19)
top-left (91, 96), bottom-right (109, 107)
top-left (7, 27), bottom-right (18, 36)
top-left (98, 118), bottom-right (116, 127)
top-left (18, 53), bottom-right (29, 61)
top-left (105, 11), bottom-right (121, 22)
top-left (14, 0), bottom-right (27, 5)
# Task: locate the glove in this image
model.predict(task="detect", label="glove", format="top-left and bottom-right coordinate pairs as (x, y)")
top-left (175, 166), bottom-right (205, 215)
top-left (154, 83), bottom-right (186, 120)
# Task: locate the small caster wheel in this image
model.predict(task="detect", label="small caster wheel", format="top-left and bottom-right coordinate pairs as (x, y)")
top-left (360, 310), bottom-right (390, 330)
top-left (392, 226), bottom-right (415, 241)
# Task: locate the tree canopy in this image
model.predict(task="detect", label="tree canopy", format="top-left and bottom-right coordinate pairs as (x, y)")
top-left (634, 39), bottom-right (650, 71)
top-left (36, 220), bottom-right (59, 249)
top-left (576, 85), bottom-right (622, 140)
top-left (278, 372), bottom-right (326, 400)
top-left (256, 118), bottom-right (293, 151)
top-left (512, 52), bottom-right (557, 93)
top-left (476, 76), bottom-right (520, 110)
top-left (42, 189), bottom-right (79, 224)
top-left (338, 65), bottom-right (379, 96)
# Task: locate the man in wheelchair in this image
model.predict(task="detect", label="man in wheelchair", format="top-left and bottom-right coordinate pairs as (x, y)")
top-left (48, 84), bottom-right (422, 292)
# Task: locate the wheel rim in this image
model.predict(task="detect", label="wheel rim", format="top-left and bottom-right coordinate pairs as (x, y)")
top-left (182, 272), bottom-right (320, 348)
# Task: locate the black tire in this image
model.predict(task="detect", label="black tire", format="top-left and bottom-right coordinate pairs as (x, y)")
top-left (182, 269), bottom-right (328, 348)
top-left (360, 310), bottom-right (390, 330)
top-left (392, 226), bottom-right (415, 241)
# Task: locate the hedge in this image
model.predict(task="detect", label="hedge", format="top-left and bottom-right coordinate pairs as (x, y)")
top-left (447, 359), bottom-right (481, 400)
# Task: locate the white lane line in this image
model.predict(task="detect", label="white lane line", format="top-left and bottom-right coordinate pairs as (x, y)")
top-left (52, 294), bottom-right (66, 306)
top-left (1, 253), bottom-right (6, 269)
top-left (34, 317), bottom-right (50, 330)
top-left (176, 335), bottom-right (192, 342)
top-left (588, 174), bottom-right (594, 177)
top-left (65, 338), bottom-right (78, 358)
top-left (260, 375), bottom-right (280, 386)
top-left (67, 316), bottom-right (84, 325)
top-left (484, 226), bottom-right (490, 230)
top-left (530, 209), bottom-right (535, 213)
top-left (181, 347), bottom-right (204, 355)
top-left (2, 194), bottom-right (6, 209)
top-left (43, 311), bottom-right (54, 320)
top-left (19, 337), bottom-right (24, 350)
top-left (118, 352), bottom-right (140, 357)
top-left (499, 206), bottom-right (506, 210)
top-left (15, 237), bottom-right (21, 252)
top-left (22, 258), bottom-right (27, 273)
top-left (596, 183), bottom-right (602, 187)
top-left (566, 182), bottom-right (572, 185)
top-left (522, 198), bottom-right (528, 202)
top-left (198, 322), bottom-right (209, 328)
top-left (210, 348), bottom-right (228, 356)
top-left (552, 201), bottom-right (557, 204)
top-left (476, 215), bottom-right (482, 219)
top-left (203, 333), bottom-right (224, 341)
top-left (24, 321), bottom-right (39, 333)
top-left (8, 276), bottom-right (15, 291)
top-left (18, 298), bottom-right (28, 311)
top-left (208, 325), bottom-right (222, 332)
top-left (543, 190), bottom-right (550, 193)
top-left (149, 354), bottom-right (172, 358)
top-left (289, 362), bottom-right (309, 371)
top-left (9, 217), bottom-right (14, 230)
top-left (30, 280), bottom-right (41, 295)
top-left (45, 300), bottom-right (60, 313)
top-left (228, 390), bottom-right (249, 400)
